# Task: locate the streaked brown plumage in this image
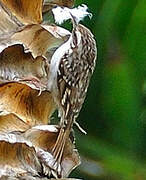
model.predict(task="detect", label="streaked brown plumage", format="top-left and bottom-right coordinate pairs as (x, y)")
top-left (48, 17), bottom-right (97, 177)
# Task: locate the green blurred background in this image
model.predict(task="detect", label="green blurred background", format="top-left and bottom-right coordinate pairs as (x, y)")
top-left (69, 0), bottom-right (146, 180)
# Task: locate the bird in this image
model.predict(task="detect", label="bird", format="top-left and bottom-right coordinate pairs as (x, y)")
top-left (47, 4), bottom-right (97, 177)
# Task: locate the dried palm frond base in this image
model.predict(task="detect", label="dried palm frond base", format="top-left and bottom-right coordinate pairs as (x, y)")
top-left (0, 0), bottom-right (75, 25)
top-left (0, 82), bottom-right (56, 127)
top-left (0, 125), bottom-right (80, 179)
top-left (0, 114), bottom-right (30, 133)
top-left (1, 177), bottom-right (81, 180)
top-left (0, 0), bottom-right (82, 179)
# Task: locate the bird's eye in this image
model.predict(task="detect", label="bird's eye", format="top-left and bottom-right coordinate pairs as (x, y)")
top-left (53, 5), bottom-right (58, 8)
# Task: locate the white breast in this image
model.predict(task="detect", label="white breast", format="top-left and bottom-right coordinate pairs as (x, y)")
top-left (47, 35), bottom-right (73, 91)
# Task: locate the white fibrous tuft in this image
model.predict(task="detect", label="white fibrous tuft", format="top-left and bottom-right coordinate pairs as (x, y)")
top-left (52, 4), bottom-right (92, 24)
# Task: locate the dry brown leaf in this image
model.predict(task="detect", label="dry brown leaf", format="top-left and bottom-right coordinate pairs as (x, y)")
top-left (0, 0), bottom-right (44, 24)
top-left (0, 114), bottom-right (30, 133)
top-left (44, 0), bottom-right (75, 7)
top-left (43, 0), bottom-right (75, 13)
top-left (12, 24), bottom-right (70, 58)
top-left (0, 0), bottom-right (75, 29)
top-left (0, 44), bottom-right (49, 90)
top-left (24, 125), bottom-right (81, 178)
top-left (1, 176), bottom-right (81, 180)
top-left (0, 139), bottom-right (42, 178)
top-left (0, 126), bottom-right (80, 178)
top-left (0, 82), bottom-right (56, 127)
top-left (0, 2), bottom-right (22, 37)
